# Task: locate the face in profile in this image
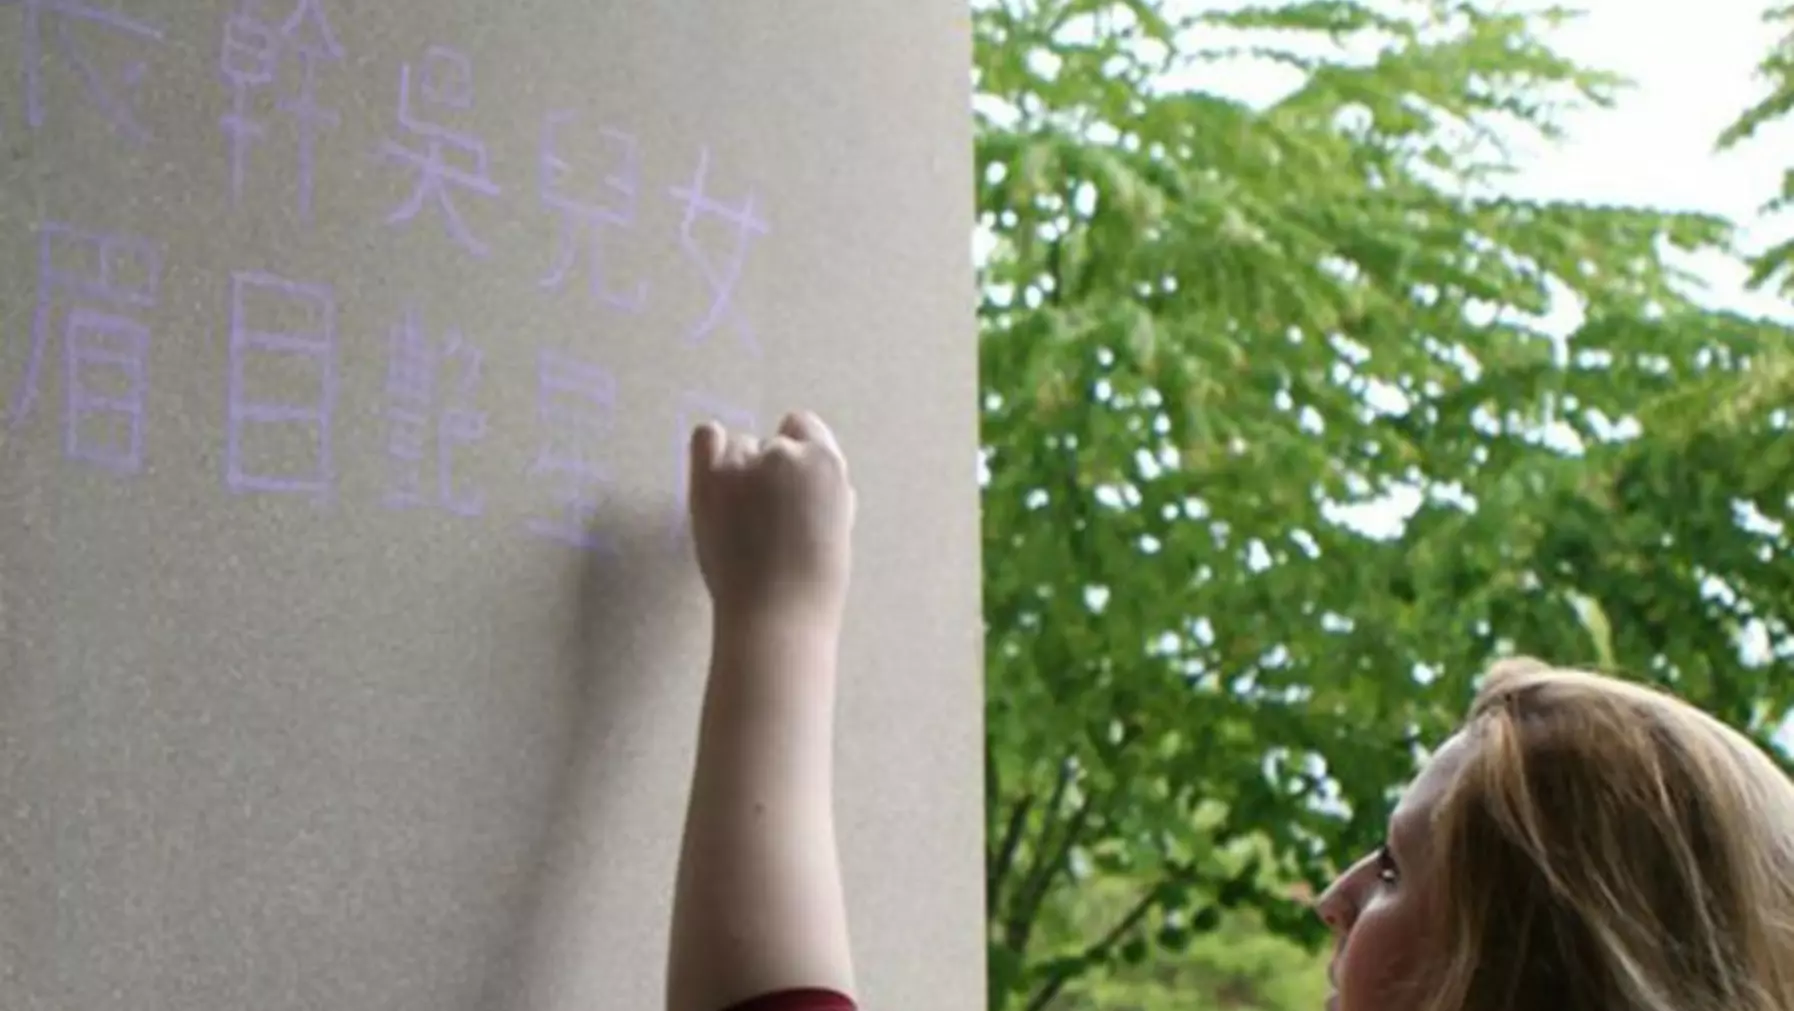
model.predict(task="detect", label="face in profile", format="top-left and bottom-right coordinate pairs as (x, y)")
top-left (1311, 660), bottom-right (1794, 1011)
top-left (1313, 733), bottom-right (1470, 1011)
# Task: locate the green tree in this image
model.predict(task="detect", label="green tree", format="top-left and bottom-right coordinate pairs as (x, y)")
top-left (1045, 876), bottom-right (1328, 1011)
top-left (977, 2), bottom-right (1794, 1010)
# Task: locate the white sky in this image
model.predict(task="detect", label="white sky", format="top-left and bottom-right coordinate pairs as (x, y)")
top-left (1176, 0), bottom-right (1794, 321)
top-left (990, 1), bottom-right (1794, 315)
top-left (1509, 0), bottom-right (1794, 324)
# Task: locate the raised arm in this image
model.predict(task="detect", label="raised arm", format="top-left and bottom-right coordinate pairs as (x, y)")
top-left (667, 412), bottom-right (858, 1011)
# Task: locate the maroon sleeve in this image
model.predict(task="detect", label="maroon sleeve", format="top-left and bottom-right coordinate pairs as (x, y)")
top-left (720, 988), bottom-right (857, 1011)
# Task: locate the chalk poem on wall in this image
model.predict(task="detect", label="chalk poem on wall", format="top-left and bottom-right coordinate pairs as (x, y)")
top-left (0, 233), bottom-right (755, 546)
top-left (5, 16), bottom-right (776, 524)
top-left (383, 307), bottom-right (486, 517)
top-left (226, 272), bottom-right (337, 498)
top-left (6, 222), bottom-right (161, 476)
top-left (5, 0), bottom-right (777, 350)
top-left (381, 44), bottom-right (501, 258)
top-left (218, 0), bottom-right (344, 222)
top-left (669, 146), bottom-right (769, 355)
top-left (5, 0), bottom-right (163, 143)
top-left (670, 390), bottom-right (755, 542)
top-left (7, 11), bottom-right (774, 356)
top-left (528, 349), bottom-right (618, 553)
top-left (539, 111), bottom-right (649, 313)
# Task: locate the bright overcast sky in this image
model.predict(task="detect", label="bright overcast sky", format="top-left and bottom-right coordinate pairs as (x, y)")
top-left (1176, 0), bottom-right (1794, 320)
top-left (1511, 0), bottom-right (1793, 324)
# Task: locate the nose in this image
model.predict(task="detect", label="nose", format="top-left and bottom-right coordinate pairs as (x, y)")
top-left (1313, 873), bottom-right (1356, 934)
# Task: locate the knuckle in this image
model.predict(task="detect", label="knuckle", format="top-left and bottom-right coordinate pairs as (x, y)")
top-left (762, 438), bottom-right (803, 464)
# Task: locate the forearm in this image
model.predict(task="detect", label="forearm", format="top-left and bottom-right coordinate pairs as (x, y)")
top-left (667, 611), bottom-right (854, 1011)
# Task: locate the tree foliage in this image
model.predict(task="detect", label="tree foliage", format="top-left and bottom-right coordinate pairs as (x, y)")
top-left (976, 2), bottom-right (1794, 1009)
top-left (1044, 876), bottom-right (1328, 1011)
top-left (1721, 2), bottom-right (1794, 296)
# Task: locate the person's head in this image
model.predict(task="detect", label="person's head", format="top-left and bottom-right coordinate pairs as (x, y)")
top-left (1314, 657), bottom-right (1794, 1011)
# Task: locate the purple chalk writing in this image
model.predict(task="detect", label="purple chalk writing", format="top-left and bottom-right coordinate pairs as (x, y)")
top-left (63, 308), bottom-right (149, 473)
top-left (671, 391), bottom-right (757, 543)
top-left (527, 349), bottom-right (617, 552)
top-left (539, 111), bottom-right (647, 311)
top-left (218, 0), bottom-right (344, 221)
top-left (383, 308), bottom-right (431, 506)
top-left (7, 222), bottom-right (161, 475)
top-left (380, 45), bottom-right (501, 257)
top-left (225, 271), bottom-right (336, 497)
top-left (383, 306), bottom-right (486, 516)
top-left (4, 0), bottom-right (163, 142)
top-left (668, 146), bottom-right (768, 354)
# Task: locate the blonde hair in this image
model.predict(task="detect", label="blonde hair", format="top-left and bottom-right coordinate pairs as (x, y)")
top-left (1420, 657), bottom-right (1794, 1011)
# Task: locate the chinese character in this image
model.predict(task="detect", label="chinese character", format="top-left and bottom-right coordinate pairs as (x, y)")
top-left (383, 306), bottom-right (486, 516)
top-left (538, 111), bottom-right (647, 311)
top-left (527, 349), bottom-right (617, 552)
top-left (667, 146), bottom-right (768, 354)
top-left (218, 0), bottom-right (344, 221)
top-left (670, 390), bottom-right (756, 544)
top-left (380, 45), bottom-right (501, 257)
top-left (7, 222), bottom-right (160, 475)
top-left (63, 309), bottom-right (150, 473)
top-left (225, 272), bottom-right (336, 497)
top-left (4, 0), bottom-right (164, 142)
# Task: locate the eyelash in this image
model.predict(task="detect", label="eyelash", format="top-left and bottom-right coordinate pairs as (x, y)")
top-left (1375, 843), bottom-right (1400, 884)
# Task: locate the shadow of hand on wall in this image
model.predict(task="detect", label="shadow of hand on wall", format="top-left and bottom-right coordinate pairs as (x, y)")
top-left (483, 499), bottom-right (705, 1011)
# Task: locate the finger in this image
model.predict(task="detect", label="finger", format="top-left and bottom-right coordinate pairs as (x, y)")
top-left (778, 410), bottom-right (835, 449)
top-left (779, 410), bottom-right (845, 470)
top-left (689, 421), bottom-right (726, 474)
top-left (687, 423), bottom-right (727, 517)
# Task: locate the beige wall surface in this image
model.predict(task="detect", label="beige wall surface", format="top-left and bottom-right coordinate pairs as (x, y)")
top-left (0, 3), bottom-right (982, 1009)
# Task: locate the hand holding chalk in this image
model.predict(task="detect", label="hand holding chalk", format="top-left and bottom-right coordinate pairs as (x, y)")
top-left (687, 410), bottom-right (856, 625)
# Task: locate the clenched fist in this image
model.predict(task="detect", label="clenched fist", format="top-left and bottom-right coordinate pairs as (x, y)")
top-left (687, 410), bottom-right (856, 625)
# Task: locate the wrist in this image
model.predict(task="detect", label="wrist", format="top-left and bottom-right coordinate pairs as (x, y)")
top-left (707, 602), bottom-right (842, 711)
top-left (712, 593), bottom-right (844, 648)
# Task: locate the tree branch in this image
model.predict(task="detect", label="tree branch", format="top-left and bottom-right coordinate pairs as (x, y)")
top-left (1004, 780), bottom-right (1097, 957)
top-left (1000, 756), bottom-right (1078, 951)
top-left (988, 787), bottom-right (1034, 909)
top-left (1022, 863), bottom-right (1200, 1011)
top-left (1007, 723), bottom-right (1146, 958)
